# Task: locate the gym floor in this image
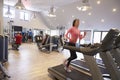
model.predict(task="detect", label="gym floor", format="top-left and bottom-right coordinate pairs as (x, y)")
top-left (7, 43), bottom-right (63, 80)
top-left (6, 43), bottom-right (83, 80)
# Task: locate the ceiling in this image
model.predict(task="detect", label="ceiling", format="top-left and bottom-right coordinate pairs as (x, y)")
top-left (41, 0), bottom-right (120, 30)
top-left (4, 0), bottom-right (120, 30)
top-left (4, 0), bottom-right (79, 11)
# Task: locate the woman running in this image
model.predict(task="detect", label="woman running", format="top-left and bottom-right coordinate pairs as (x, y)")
top-left (64, 19), bottom-right (86, 72)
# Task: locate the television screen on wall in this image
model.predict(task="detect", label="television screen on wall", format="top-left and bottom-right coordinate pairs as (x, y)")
top-left (12, 26), bottom-right (23, 31)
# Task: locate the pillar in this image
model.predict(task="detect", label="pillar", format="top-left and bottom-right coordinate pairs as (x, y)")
top-left (0, 0), bottom-right (4, 34)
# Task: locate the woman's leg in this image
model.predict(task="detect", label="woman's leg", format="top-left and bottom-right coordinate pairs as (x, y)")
top-left (63, 42), bottom-right (77, 72)
top-left (66, 50), bottom-right (77, 68)
top-left (63, 59), bottom-right (68, 66)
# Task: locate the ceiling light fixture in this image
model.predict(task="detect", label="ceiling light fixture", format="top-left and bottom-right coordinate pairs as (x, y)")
top-left (14, 0), bottom-right (25, 10)
top-left (112, 8), bottom-right (117, 12)
top-left (31, 11), bottom-right (36, 19)
top-left (82, 21), bottom-right (85, 24)
top-left (97, 0), bottom-right (101, 4)
top-left (101, 19), bottom-right (104, 22)
top-left (48, 6), bottom-right (56, 17)
top-left (62, 9), bottom-right (64, 12)
top-left (77, 0), bottom-right (91, 11)
top-left (88, 12), bottom-right (92, 15)
top-left (5, 5), bottom-right (12, 16)
top-left (5, 0), bottom-right (12, 17)
top-left (72, 15), bottom-right (74, 18)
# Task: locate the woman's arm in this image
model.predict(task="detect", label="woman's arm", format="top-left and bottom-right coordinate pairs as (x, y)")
top-left (65, 28), bottom-right (72, 40)
top-left (79, 32), bottom-right (87, 40)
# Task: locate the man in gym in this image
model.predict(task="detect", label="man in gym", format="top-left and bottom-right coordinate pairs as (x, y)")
top-left (15, 33), bottom-right (22, 50)
top-left (64, 19), bottom-right (86, 72)
top-left (28, 29), bottom-right (33, 42)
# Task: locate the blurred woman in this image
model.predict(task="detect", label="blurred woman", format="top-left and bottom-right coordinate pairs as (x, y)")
top-left (64, 19), bottom-right (86, 72)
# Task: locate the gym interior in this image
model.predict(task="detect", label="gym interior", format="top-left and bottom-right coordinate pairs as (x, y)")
top-left (0, 0), bottom-right (120, 80)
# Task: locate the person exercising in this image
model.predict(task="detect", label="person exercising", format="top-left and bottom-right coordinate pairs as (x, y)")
top-left (15, 33), bottom-right (22, 50)
top-left (64, 19), bottom-right (86, 72)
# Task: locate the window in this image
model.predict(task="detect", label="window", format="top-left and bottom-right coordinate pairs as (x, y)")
top-left (25, 12), bottom-right (29, 20)
top-left (93, 32), bottom-right (101, 43)
top-left (20, 12), bottom-right (30, 21)
top-left (3, 7), bottom-right (15, 18)
top-left (92, 31), bottom-right (108, 60)
top-left (101, 32), bottom-right (108, 40)
top-left (80, 30), bottom-right (92, 44)
top-left (50, 30), bottom-right (59, 36)
top-left (20, 12), bottom-right (24, 20)
top-left (93, 31), bottom-right (108, 43)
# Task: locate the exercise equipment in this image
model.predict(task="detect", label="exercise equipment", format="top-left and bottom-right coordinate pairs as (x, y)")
top-left (110, 35), bottom-right (120, 68)
top-left (48, 28), bottom-right (120, 80)
top-left (37, 35), bottom-right (64, 53)
top-left (12, 43), bottom-right (20, 50)
top-left (35, 35), bottom-right (43, 43)
top-left (35, 35), bottom-right (43, 50)
top-left (64, 28), bottom-right (120, 80)
top-left (49, 64), bottom-right (92, 80)
top-left (0, 35), bottom-right (10, 79)
top-left (4, 36), bottom-right (9, 62)
top-left (70, 60), bottom-right (109, 78)
top-left (37, 34), bottom-right (51, 52)
top-left (99, 34), bottom-right (120, 80)
top-left (0, 35), bottom-right (9, 62)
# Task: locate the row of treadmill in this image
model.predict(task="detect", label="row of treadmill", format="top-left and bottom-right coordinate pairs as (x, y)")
top-left (48, 28), bottom-right (120, 80)
top-left (35, 35), bottom-right (63, 53)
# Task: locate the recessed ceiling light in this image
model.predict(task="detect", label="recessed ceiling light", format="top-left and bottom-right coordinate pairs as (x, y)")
top-left (62, 9), bottom-right (64, 12)
top-left (82, 21), bottom-right (85, 24)
top-left (101, 19), bottom-right (104, 22)
top-left (112, 8), bottom-right (117, 12)
top-left (77, 6), bottom-right (89, 11)
top-left (77, 6), bottom-right (81, 11)
top-left (72, 15), bottom-right (74, 18)
top-left (88, 12), bottom-right (92, 16)
top-left (97, 0), bottom-right (101, 4)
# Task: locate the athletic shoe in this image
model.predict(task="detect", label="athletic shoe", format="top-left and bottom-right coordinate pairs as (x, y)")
top-left (64, 66), bottom-right (72, 72)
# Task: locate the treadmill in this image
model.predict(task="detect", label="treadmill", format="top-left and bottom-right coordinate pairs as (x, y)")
top-left (48, 64), bottom-right (92, 80)
top-left (70, 60), bottom-right (109, 78)
top-left (48, 59), bottom-right (109, 80)
top-left (48, 29), bottom-right (119, 80)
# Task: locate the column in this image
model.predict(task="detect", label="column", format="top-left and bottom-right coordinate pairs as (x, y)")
top-left (0, 0), bottom-right (4, 34)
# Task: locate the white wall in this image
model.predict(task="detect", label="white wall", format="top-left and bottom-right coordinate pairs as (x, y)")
top-left (50, 30), bottom-right (60, 36)
top-left (3, 9), bottom-right (49, 31)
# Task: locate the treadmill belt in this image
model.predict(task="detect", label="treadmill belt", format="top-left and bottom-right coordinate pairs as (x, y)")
top-left (49, 64), bottom-right (92, 80)
top-left (81, 59), bottom-right (104, 66)
top-left (96, 59), bottom-right (104, 66)
top-left (71, 60), bottom-right (108, 74)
